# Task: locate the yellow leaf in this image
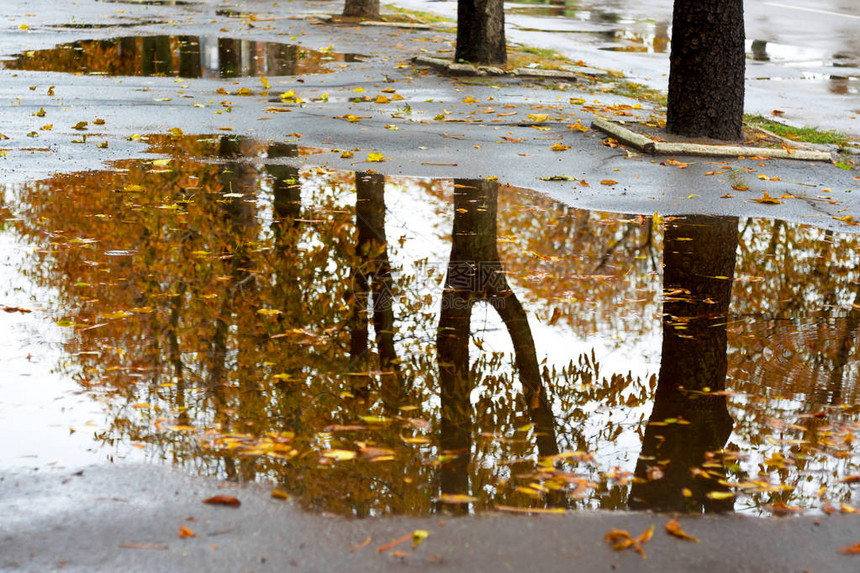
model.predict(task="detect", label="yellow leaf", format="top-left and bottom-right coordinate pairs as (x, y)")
top-left (72, 121), bottom-right (88, 130)
top-left (550, 143), bottom-right (571, 151)
top-left (461, 96), bottom-right (478, 103)
top-left (40, 124), bottom-right (52, 131)
top-left (528, 113), bottom-right (549, 122)
top-left (168, 127), bottom-right (184, 136)
top-left (600, 179), bottom-right (618, 186)
top-left (353, 87), bottom-right (365, 93)
top-left (435, 494), bottom-right (477, 504)
top-left (19, 23), bottom-right (28, 30)
top-left (260, 77), bottom-right (270, 89)
top-left (384, 124), bottom-right (398, 130)
top-left (321, 449), bottom-right (356, 461)
top-left (753, 192), bottom-right (782, 205)
top-left (366, 152), bottom-right (385, 163)
top-left (236, 87), bottom-right (253, 96)
top-left (341, 150), bottom-right (354, 158)
top-left (375, 94), bottom-right (390, 104)
top-left (411, 530), bottom-right (429, 549)
top-left (706, 491), bottom-right (734, 500)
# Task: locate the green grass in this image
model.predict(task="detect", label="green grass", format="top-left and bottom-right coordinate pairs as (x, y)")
top-left (383, 6), bottom-right (455, 25)
top-left (745, 115), bottom-right (849, 146)
top-left (610, 81), bottom-right (667, 106)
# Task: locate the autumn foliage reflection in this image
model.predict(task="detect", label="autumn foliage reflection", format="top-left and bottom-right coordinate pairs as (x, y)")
top-left (7, 136), bottom-right (860, 516)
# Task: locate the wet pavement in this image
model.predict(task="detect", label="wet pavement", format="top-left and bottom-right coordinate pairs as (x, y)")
top-left (1, 1), bottom-right (860, 571)
top-left (396, 0), bottom-right (860, 137)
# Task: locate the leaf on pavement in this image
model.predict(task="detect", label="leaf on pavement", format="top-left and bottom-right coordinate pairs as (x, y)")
top-left (665, 519), bottom-right (699, 542)
top-left (203, 495), bottom-right (241, 507)
top-left (838, 542), bottom-right (860, 555)
top-left (753, 192), bottom-right (782, 205)
top-left (178, 526), bottom-right (196, 538)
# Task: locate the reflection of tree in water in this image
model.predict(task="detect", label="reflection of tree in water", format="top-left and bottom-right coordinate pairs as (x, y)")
top-left (437, 179), bottom-right (559, 512)
top-left (630, 216), bottom-right (738, 513)
top-left (0, 35), bottom-right (350, 78)
top-left (8, 149), bottom-right (860, 516)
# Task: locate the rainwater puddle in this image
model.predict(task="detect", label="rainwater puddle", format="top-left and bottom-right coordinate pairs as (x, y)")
top-left (2, 134), bottom-right (859, 516)
top-left (0, 36), bottom-right (364, 78)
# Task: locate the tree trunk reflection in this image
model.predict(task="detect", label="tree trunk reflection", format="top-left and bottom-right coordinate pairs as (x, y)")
top-left (630, 215), bottom-right (738, 513)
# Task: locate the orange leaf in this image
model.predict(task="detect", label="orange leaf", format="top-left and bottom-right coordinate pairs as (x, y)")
top-left (203, 495), bottom-right (241, 507)
top-left (600, 179), bottom-right (618, 186)
top-left (178, 526), bottom-right (196, 538)
top-left (838, 542), bottom-right (860, 555)
top-left (665, 519), bottom-right (699, 542)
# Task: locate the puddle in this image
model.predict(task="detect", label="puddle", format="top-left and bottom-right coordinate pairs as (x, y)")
top-left (0, 36), bottom-right (364, 78)
top-left (3, 134), bottom-right (860, 516)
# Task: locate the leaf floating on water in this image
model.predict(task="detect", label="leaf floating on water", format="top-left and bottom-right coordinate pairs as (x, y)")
top-left (665, 519), bottom-right (699, 542)
top-left (203, 495), bottom-right (241, 507)
top-left (321, 449), bottom-right (356, 461)
top-left (705, 491), bottom-right (734, 500)
top-left (435, 493), bottom-right (477, 504)
top-left (271, 489), bottom-right (290, 500)
top-left (495, 505), bottom-right (566, 515)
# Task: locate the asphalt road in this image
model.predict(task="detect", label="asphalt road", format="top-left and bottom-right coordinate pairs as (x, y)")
top-left (0, 1), bottom-right (859, 571)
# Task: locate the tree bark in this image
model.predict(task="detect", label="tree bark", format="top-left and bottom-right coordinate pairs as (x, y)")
top-left (666, 0), bottom-right (745, 141)
top-left (342, 0), bottom-right (380, 19)
top-left (455, 0), bottom-right (507, 65)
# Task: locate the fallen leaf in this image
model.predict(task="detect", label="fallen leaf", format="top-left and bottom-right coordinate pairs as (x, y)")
top-left (351, 536), bottom-right (372, 552)
top-left (72, 121), bottom-right (88, 130)
top-left (528, 113), bottom-right (549, 123)
top-left (435, 493), bottom-right (477, 504)
top-left (753, 192), bottom-right (782, 205)
top-left (377, 533), bottom-right (413, 553)
top-left (550, 143), bottom-right (571, 151)
top-left (271, 489), bottom-right (290, 500)
top-left (178, 526), bottom-right (196, 538)
top-left (366, 152), bottom-right (385, 163)
top-left (375, 94), bottom-right (390, 104)
top-left (838, 542), bottom-right (860, 555)
top-left (600, 179), bottom-right (618, 186)
top-left (665, 519), bottom-right (699, 542)
top-left (412, 530), bottom-right (429, 549)
top-left (203, 495), bottom-right (241, 507)
top-left (321, 449), bottom-right (356, 461)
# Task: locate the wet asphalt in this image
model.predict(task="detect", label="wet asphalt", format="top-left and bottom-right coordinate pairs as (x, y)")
top-left (0, 1), bottom-right (859, 571)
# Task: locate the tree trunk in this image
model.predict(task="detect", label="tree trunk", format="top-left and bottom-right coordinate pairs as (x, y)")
top-left (666, 0), bottom-right (745, 141)
top-left (342, 0), bottom-right (380, 19)
top-left (455, 0), bottom-right (507, 65)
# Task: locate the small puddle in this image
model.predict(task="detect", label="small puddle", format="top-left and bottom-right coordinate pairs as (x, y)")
top-left (3, 134), bottom-right (860, 516)
top-left (0, 36), bottom-right (364, 78)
